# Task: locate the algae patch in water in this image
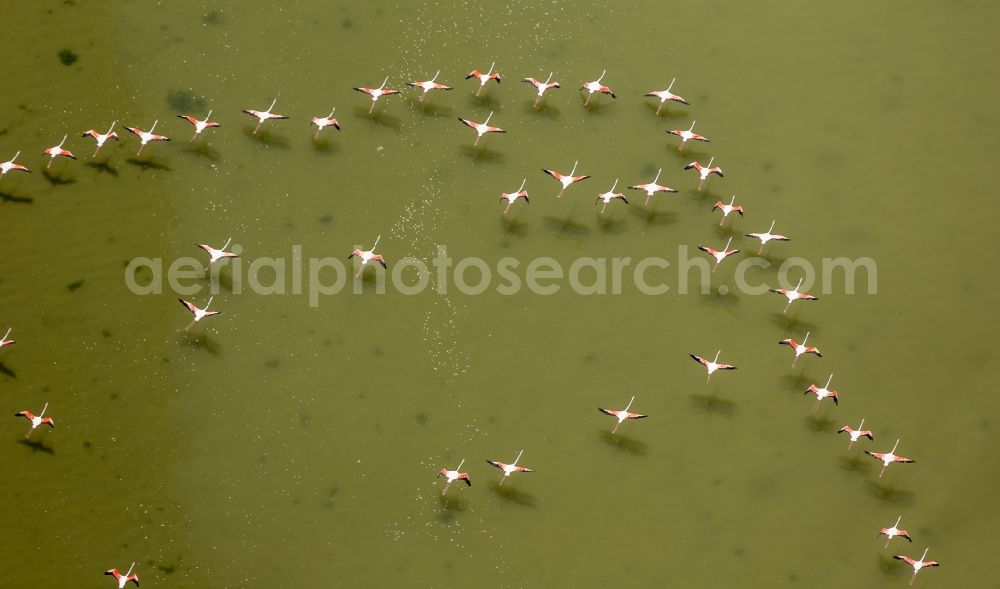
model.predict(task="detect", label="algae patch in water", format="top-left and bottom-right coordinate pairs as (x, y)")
top-left (58, 49), bottom-right (78, 66)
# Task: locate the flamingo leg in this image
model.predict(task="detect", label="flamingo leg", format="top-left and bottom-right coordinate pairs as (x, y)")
top-left (612, 421), bottom-right (620, 434)
top-left (476, 85), bottom-right (483, 97)
top-left (533, 96), bottom-right (541, 108)
top-left (498, 475), bottom-right (506, 486)
top-left (585, 93), bottom-right (592, 106)
top-left (137, 144), bottom-right (145, 157)
top-left (884, 537), bottom-right (891, 549)
top-left (442, 482), bottom-right (451, 496)
top-left (784, 301), bottom-right (791, 314)
top-left (879, 465), bottom-right (887, 478)
top-left (812, 397), bottom-right (820, 412)
top-left (314, 128), bottom-right (321, 141)
top-left (369, 101), bottom-right (376, 114)
top-left (253, 121), bottom-right (262, 135)
top-left (656, 102), bottom-right (663, 115)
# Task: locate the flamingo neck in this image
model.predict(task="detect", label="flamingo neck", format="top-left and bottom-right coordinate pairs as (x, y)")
top-left (667, 77), bottom-right (676, 91)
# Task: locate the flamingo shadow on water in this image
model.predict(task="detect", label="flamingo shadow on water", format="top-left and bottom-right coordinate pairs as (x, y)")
top-left (409, 99), bottom-right (454, 119)
top-left (838, 452), bottom-right (870, 475)
top-left (626, 205), bottom-right (678, 227)
top-left (311, 139), bottom-right (339, 155)
top-left (689, 390), bottom-right (737, 417)
top-left (351, 107), bottom-right (402, 132)
top-left (467, 93), bottom-right (501, 110)
top-left (876, 553), bottom-right (909, 579)
top-left (805, 413), bottom-right (835, 434)
top-left (769, 312), bottom-right (819, 334)
top-left (241, 127), bottom-right (291, 148)
top-left (643, 101), bottom-right (690, 120)
top-left (711, 223), bottom-right (743, 240)
top-left (436, 494), bottom-right (468, 520)
top-left (596, 213), bottom-right (627, 234)
top-left (183, 142), bottom-right (222, 163)
top-left (459, 144), bottom-right (506, 164)
top-left (500, 215), bottom-right (529, 237)
top-left (125, 158), bottom-right (172, 172)
top-left (699, 286), bottom-right (741, 310)
top-left (866, 479), bottom-right (916, 506)
top-left (542, 202), bottom-right (590, 237)
top-left (0, 360), bottom-right (16, 379)
top-left (599, 430), bottom-right (648, 456)
top-left (180, 332), bottom-right (222, 357)
top-left (18, 438), bottom-right (55, 455)
top-left (0, 189), bottom-right (32, 204)
top-left (84, 159), bottom-right (118, 177)
top-left (489, 482), bottom-right (537, 507)
top-left (41, 169), bottom-right (75, 187)
top-left (523, 101), bottom-right (561, 120)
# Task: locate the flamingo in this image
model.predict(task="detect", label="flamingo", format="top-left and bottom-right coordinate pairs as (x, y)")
top-left (500, 178), bottom-right (529, 214)
top-left (668, 120), bottom-right (709, 150)
top-left (0, 151), bottom-right (30, 176)
top-left (353, 77), bottom-right (401, 113)
top-left (838, 418), bottom-right (874, 450)
top-left (893, 548), bottom-right (939, 586)
top-left (769, 277), bottom-right (817, 313)
top-left (43, 136), bottom-right (76, 168)
top-left (523, 72), bottom-right (560, 107)
top-left (684, 157), bottom-right (723, 190)
top-left (879, 515), bottom-right (912, 548)
top-left (408, 70), bottom-right (452, 101)
top-left (866, 439), bottom-right (915, 478)
top-left (177, 110), bottom-right (221, 141)
top-left (437, 459), bottom-right (471, 495)
top-left (310, 108), bottom-right (341, 139)
top-left (746, 220), bottom-right (791, 255)
top-left (242, 99), bottom-right (288, 134)
top-left (690, 351), bottom-right (736, 383)
top-left (104, 562), bottom-right (139, 588)
top-left (466, 62), bottom-right (501, 96)
top-left (0, 327), bottom-right (13, 348)
top-left (778, 331), bottom-right (822, 366)
top-left (804, 374), bottom-right (838, 412)
top-left (14, 403), bottom-right (54, 438)
top-left (486, 449), bottom-right (533, 485)
top-left (712, 196), bottom-right (744, 225)
top-left (82, 121), bottom-right (119, 157)
top-left (596, 178), bottom-right (628, 213)
top-left (581, 70), bottom-right (615, 105)
top-left (179, 297), bottom-right (220, 331)
top-left (698, 237), bottom-right (740, 272)
top-left (645, 77), bottom-right (689, 114)
top-left (123, 120), bottom-right (170, 156)
top-left (598, 395), bottom-right (647, 434)
top-left (542, 161), bottom-right (590, 197)
top-left (458, 111), bottom-right (505, 145)
top-left (628, 168), bottom-right (677, 206)
top-left (196, 238), bottom-right (239, 270)
top-left (348, 235), bottom-right (387, 277)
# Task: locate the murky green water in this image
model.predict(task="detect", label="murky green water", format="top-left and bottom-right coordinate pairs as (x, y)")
top-left (1, 1), bottom-right (997, 587)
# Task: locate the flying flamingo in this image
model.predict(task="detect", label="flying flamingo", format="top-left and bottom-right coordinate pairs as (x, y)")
top-left (698, 237), bottom-right (740, 272)
top-left (486, 449), bottom-right (533, 485)
top-left (179, 297), bottom-right (220, 330)
top-left (500, 178), bottom-right (529, 214)
top-left (769, 277), bottom-right (817, 313)
top-left (596, 179), bottom-right (628, 213)
top-left (684, 157), bottom-right (724, 190)
top-left (598, 395), bottom-right (647, 434)
top-left (712, 196), bottom-right (744, 225)
top-left (523, 72), bottom-right (560, 107)
top-left (746, 220), bottom-right (791, 255)
top-left (177, 110), bottom-right (221, 141)
top-left (581, 70), bottom-right (615, 105)
top-left (43, 136), bottom-right (77, 168)
top-left (82, 121), bottom-right (119, 157)
top-left (778, 331), bottom-right (822, 366)
top-left (0, 151), bottom-right (30, 176)
top-left (645, 77), bottom-right (689, 114)
top-left (542, 161), bottom-right (590, 197)
top-left (804, 374), bottom-right (838, 412)
top-left (408, 70), bottom-right (453, 101)
top-left (0, 327), bottom-right (13, 348)
top-left (466, 62), bottom-right (501, 96)
top-left (690, 351), bottom-right (736, 383)
top-left (353, 77), bottom-right (401, 113)
top-left (242, 99), bottom-right (288, 134)
top-left (348, 235), bottom-right (387, 277)
top-left (437, 459), bottom-right (471, 495)
top-left (14, 403), bottom-right (54, 438)
top-left (104, 562), bottom-right (139, 588)
top-left (628, 168), bottom-right (677, 206)
top-left (458, 111), bottom-right (505, 145)
top-left (865, 439), bottom-right (915, 478)
top-left (196, 238), bottom-right (239, 270)
top-left (668, 120), bottom-right (710, 150)
top-left (310, 108), bottom-right (341, 139)
top-left (123, 120), bottom-right (170, 155)
top-left (893, 548), bottom-right (939, 586)
top-left (879, 516), bottom-right (912, 548)
top-left (838, 418), bottom-right (874, 450)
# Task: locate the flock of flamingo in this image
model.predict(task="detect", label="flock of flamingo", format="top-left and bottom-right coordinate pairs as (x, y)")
top-left (1, 63), bottom-right (940, 585)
